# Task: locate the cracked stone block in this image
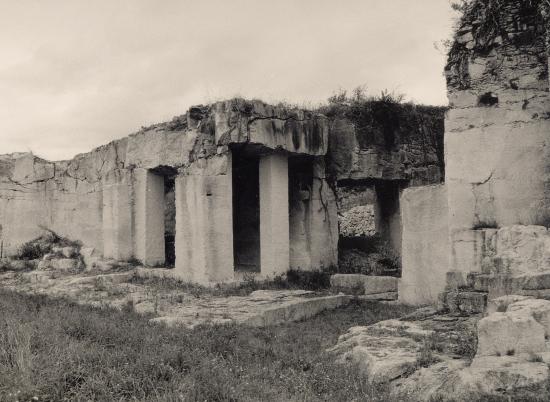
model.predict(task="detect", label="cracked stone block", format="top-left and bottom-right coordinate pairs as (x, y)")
top-left (364, 276), bottom-right (398, 295)
top-left (330, 274), bottom-right (397, 295)
top-left (507, 298), bottom-right (550, 337)
top-left (330, 333), bottom-right (419, 384)
top-left (477, 311), bottom-right (546, 357)
top-left (330, 274), bottom-right (367, 295)
top-left (486, 295), bottom-right (534, 315)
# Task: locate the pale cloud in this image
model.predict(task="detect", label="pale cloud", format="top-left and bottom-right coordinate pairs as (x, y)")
top-left (0, 0), bottom-right (457, 160)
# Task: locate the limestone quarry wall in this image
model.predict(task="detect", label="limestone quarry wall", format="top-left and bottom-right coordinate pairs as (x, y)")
top-left (396, 0), bottom-right (550, 305)
top-left (326, 104), bottom-right (445, 185)
top-left (445, 0), bottom-right (550, 270)
top-left (399, 184), bottom-right (450, 305)
top-left (289, 157), bottom-right (338, 272)
top-left (0, 99), bottom-right (336, 283)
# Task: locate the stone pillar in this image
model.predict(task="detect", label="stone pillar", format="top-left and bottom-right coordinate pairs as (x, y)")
top-left (174, 155), bottom-right (234, 284)
top-left (259, 153), bottom-right (290, 277)
top-left (308, 158), bottom-right (338, 270)
top-left (102, 170), bottom-right (133, 260)
top-left (134, 169), bottom-right (165, 266)
top-left (399, 185), bottom-right (449, 305)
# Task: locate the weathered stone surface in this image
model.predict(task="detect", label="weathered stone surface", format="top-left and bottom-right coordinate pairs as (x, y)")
top-left (464, 356), bottom-right (550, 395)
top-left (391, 360), bottom-right (469, 401)
top-left (289, 157), bottom-right (338, 272)
top-left (330, 333), bottom-right (419, 383)
top-left (394, 356), bottom-right (550, 401)
top-left (326, 108), bottom-right (444, 184)
top-left (364, 276), bottom-right (398, 295)
top-left (477, 311), bottom-right (546, 357)
top-left (0, 99), bottom-right (336, 284)
top-left (507, 298), bottom-right (550, 336)
top-left (359, 292), bottom-right (397, 301)
top-left (330, 274), bottom-right (397, 295)
top-left (80, 247), bottom-right (99, 268)
top-left (486, 295), bottom-right (534, 315)
top-left (330, 274), bottom-right (367, 295)
top-left (0, 268), bottom-right (350, 328)
top-left (213, 99), bottom-right (328, 156)
top-left (445, 0), bottom-right (550, 280)
top-left (399, 184), bottom-right (449, 305)
top-left (368, 319), bottom-right (434, 338)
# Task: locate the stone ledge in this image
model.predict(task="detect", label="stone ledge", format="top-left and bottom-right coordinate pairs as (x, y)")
top-left (330, 274), bottom-right (398, 295)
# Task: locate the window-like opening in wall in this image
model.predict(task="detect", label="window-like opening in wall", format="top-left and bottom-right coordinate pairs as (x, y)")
top-left (164, 176), bottom-right (176, 267)
top-left (478, 92), bottom-right (499, 107)
top-left (232, 149), bottom-right (260, 272)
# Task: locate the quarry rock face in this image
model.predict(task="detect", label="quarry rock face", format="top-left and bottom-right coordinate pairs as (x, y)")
top-left (0, 86), bottom-right (446, 284)
top-left (399, 0), bottom-right (550, 305)
top-left (0, 99), bottom-right (335, 283)
top-left (445, 1), bottom-right (550, 234)
top-left (326, 107), bottom-right (445, 185)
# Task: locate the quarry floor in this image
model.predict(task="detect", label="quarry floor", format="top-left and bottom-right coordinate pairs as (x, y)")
top-left (0, 289), bottom-right (413, 402)
top-left (3, 267), bottom-right (547, 401)
top-left (0, 268), bottom-right (351, 329)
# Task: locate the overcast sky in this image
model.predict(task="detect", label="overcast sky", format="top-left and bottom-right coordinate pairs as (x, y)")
top-left (0, 0), bottom-right (457, 161)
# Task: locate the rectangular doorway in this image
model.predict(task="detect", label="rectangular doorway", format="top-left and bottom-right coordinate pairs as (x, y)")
top-left (232, 150), bottom-right (261, 272)
top-left (164, 175), bottom-right (176, 267)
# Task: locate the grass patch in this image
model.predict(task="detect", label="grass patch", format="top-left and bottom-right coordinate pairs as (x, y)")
top-left (0, 289), bottom-right (416, 401)
top-left (130, 269), bottom-right (334, 298)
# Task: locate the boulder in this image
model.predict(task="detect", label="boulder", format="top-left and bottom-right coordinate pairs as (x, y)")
top-left (330, 274), bottom-right (366, 295)
top-left (391, 360), bottom-right (468, 401)
top-left (463, 356), bottom-right (550, 395)
top-left (330, 334), bottom-right (419, 383)
top-left (477, 311), bottom-right (546, 356)
top-left (507, 298), bottom-right (550, 336)
top-left (364, 276), bottom-right (398, 295)
top-left (80, 247), bottom-right (97, 268)
top-left (392, 355), bottom-right (550, 401)
top-left (486, 295), bottom-right (534, 315)
top-left (330, 274), bottom-right (397, 295)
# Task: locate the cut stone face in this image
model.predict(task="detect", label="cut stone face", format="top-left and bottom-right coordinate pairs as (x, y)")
top-left (476, 312), bottom-right (546, 357)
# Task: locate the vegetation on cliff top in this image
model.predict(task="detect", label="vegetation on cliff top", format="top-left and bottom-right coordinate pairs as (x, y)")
top-left (446, 0), bottom-right (549, 89)
top-left (319, 87), bottom-right (446, 169)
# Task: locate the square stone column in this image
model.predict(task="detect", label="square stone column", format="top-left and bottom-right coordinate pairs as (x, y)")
top-left (134, 169), bottom-right (165, 266)
top-left (259, 153), bottom-right (290, 277)
top-left (174, 155), bottom-right (234, 284)
top-left (102, 170), bottom-right (133, 261)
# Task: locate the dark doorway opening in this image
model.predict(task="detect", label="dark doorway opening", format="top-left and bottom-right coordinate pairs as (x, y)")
top-left (232, 150), bottom-right (261, 272)
top-left (150, 166), bottom-right (177, 268)
top-left (164, 176), bottom-right (176, 267)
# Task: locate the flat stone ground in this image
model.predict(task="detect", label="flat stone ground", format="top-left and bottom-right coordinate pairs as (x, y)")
top-left (0, 268), bottom-right (351, 328)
